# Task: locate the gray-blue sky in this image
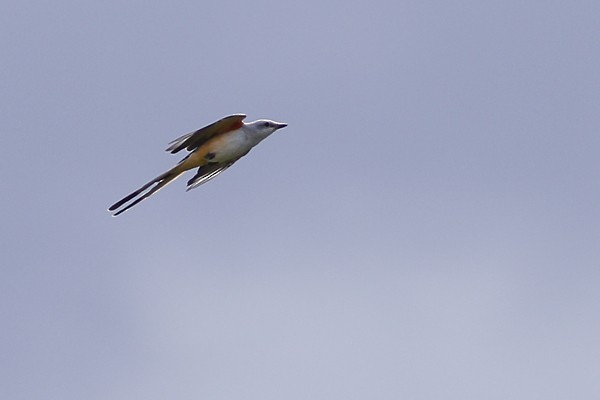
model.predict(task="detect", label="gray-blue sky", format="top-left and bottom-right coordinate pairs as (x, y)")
top-left (2, 1), bottom-right (599, 399)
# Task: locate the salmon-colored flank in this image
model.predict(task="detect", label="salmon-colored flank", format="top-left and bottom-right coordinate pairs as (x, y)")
top-left (227, 119), bottom-right (244, 132)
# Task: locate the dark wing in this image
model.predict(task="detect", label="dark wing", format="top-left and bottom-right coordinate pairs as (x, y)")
top-left (166, 114), bottom-right (247, 154)
top-left (185, 161), bottom-right (239, 191)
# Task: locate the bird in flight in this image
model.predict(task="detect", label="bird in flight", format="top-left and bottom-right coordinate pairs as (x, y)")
top-left (108, 114), bottom-right (287, 216)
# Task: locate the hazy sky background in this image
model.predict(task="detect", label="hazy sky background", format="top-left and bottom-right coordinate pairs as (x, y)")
top-left (2, 1), bottom-right (599, 399)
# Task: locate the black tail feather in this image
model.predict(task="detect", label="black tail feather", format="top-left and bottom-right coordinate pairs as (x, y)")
top-left (108, 171), bottom-right (177, 216)
top-left (109, 180), bottom-right (157, 211)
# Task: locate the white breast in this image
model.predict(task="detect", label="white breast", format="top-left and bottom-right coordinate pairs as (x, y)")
top-left (212, 130), bottom-right (253, 161)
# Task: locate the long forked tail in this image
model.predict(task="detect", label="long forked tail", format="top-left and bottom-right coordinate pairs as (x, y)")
top-left (108, 165), bottom-right (184, 217)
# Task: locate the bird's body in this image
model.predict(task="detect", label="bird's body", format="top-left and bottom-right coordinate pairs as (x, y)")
top-left (185, 128), bottom-right (252, 165)
top-left (108, 114), bottom-right (287, 216)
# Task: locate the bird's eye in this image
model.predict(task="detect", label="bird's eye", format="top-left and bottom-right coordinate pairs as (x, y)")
top-left (263, 122), bottom-right (271, 127)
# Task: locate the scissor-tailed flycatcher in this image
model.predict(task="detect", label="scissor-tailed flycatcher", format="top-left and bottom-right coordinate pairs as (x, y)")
top-left (108, 114), bottom-right (287, 216)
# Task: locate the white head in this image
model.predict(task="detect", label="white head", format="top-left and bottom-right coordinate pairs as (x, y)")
top-left (245, 119), bottom-right (288, 139)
